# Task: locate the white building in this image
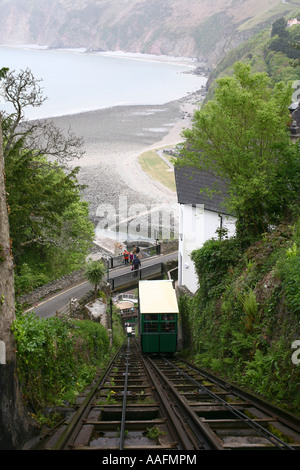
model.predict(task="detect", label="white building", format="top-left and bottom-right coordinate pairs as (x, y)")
top-left (287, 18), bottom-right (300, 28)
top-left (175, 166), bottom-right (236, 293)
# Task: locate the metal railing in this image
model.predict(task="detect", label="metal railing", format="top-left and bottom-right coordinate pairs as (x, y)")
top-left (55, 302), bottom-right (71, 317)
top-left (117, 293), bottom-right (138, 302)
top-left (108, 263), bottom-right (164, 291)
top-left (55, 298), bottom-right (79, 318)
top-left (108, 244), bottom-right (161, 269)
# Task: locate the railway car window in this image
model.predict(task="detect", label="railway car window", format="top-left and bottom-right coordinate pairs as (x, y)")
top-left (161, 322), bottom-right (175, 332)
top-left (161, 314), bottom-right (176, 333)
top-left (162, 314), bottom-right (175, 321)
top-left (161, 323), bottom-right (175, 332)
top-left (144, 322), bottom-right (158, 332)
top-left (145, 314), bottom-right (158, 321)
top-left (143, 314), bottom-right (159, 333)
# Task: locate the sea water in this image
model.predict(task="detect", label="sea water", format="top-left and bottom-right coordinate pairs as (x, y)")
top-left (0, 45), bottom-right (205, 120)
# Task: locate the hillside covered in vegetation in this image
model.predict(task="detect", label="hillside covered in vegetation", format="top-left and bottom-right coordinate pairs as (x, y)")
top-left (12, 302), bottom-right (125, 428)
top-left (0, 0), bottom-right (299, 64)
top-left (206, 14), bottom-right (300, 100)
top-left (180, 222), bottom-right (300, 414)
top-left (178, 52), bottom-right (300, 414)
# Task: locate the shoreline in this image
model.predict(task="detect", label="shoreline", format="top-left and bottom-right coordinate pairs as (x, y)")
top-left (1, 43), bottom-right (200, 67)
top-left (2, 44), bottom-right (207, 121)
top-left (49, 91), bottom-right (205, 254)
top-left (53, 90), bottom-right (201, 189)
top-left (3, 44), bottom-right (207, 253)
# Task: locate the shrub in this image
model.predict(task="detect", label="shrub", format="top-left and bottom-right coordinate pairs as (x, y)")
top-left (277, 222), bottom-right (300, 315)
top-left (14, 262), bottom-right (49, 295)
top-left (12, 313), bottom-right (110, 410)
top-left (191, 237), bottom-right (242, 301)
top-left (179, 220), bottom-right (300, 414)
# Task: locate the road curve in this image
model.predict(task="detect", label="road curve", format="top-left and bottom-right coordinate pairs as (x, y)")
top-left (26, 251), bottom-right (178, 318)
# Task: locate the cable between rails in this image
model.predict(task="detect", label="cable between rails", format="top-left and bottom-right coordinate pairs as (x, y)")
top-left (119, 337), bottom-right (130, 450)
top-left (163, 356), bottom-right (296, 451)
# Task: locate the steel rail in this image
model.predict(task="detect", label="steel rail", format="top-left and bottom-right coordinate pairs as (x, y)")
top-left (36, 337), bottom-right (299, 451)
top-left (144, 353), bottom-right (224, 450)
top-left (163, 356), bottom-right (296, 450)
top-left (50, 343), bottom-right (125, 450)
top-left (119, 338), bottom-right (130, 450)
top-left (181, 358), bottom-right (300, 434)
top-left (139, 354), bottom-right (200, 450)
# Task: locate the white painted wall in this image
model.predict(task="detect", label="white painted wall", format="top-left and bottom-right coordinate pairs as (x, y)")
top-left (178, 203), bottom-right (236, 293)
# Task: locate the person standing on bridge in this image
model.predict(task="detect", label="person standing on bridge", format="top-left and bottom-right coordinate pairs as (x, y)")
top-left (123, 249), bottom-right (129, 264)
top-left (133, 244), bottom-right (140, 257)
top-left (132, 254), bottom-right (141, 276)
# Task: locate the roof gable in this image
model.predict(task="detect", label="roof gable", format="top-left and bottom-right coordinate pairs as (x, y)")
top-left (139, 280), bottom-right (179, 314)
top-left (174, 165), bottom-right (232, 215)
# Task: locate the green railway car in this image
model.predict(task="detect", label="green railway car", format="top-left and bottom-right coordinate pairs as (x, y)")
top-left (139, 280), bottom-right (178, 354)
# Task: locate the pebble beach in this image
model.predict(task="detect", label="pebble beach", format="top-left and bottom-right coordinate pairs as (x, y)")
top-left (50, 90), bottom-right (203, 253)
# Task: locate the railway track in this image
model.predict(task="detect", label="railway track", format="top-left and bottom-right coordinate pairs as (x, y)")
top-left (36, 338), bottom-right (300, 451)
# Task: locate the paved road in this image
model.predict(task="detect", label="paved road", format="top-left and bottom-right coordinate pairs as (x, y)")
top-left (27, 251), bottom-right (178, 318)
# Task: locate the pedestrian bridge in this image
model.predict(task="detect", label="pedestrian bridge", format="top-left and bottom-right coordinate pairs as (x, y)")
top-left (107, 244), bottom-right (161, 269)
top-left (108, 262), bottom-right (164, 291)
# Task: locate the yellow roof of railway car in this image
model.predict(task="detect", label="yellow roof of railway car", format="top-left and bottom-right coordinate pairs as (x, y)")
top-left (139, 280), bottom-right (179, 314)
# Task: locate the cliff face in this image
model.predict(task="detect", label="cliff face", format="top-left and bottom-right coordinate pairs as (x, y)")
top-left (0, 0), bottom-right (296, 64)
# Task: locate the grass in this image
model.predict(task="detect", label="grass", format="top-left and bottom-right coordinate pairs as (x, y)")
top-left (138, 149), bottom-right (176, 192)
top-left (238, 2), bottom-right (298, 32)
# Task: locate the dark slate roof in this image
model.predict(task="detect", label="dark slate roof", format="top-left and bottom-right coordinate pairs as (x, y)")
top-left (174, 165), bottom-right (232, 215)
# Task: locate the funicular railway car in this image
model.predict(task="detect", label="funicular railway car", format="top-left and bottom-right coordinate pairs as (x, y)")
top-left (126, 325), bottom-right (133, 337)
top-left (138, 280), bottom-right (178, 353)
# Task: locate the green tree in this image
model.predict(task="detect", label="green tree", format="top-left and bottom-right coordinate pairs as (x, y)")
top-left (1, 68), bottom-right (94, 292)
top-left (178, 62), bottom-right (299, 244)
top-left (271, 19), bottom-right (300, 59)
top-left (5, 149), bottom-right (84, 254)
top-left (4, 144), bottom-right (94, 292)
top-left (271, 17), bottom-right (288, 39)
top-left (84, 260), bottom-right (106, 299)
top-left (2, 68), bottom-right (83, 163)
